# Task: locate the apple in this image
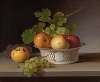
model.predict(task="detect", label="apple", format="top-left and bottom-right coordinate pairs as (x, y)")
top-left (51, 35), bottom-right (70, 49)
top-left (33, 32), bottom-right (51, 48)
top-left (11, 46), bottom-right (30, 63)
top-left (64, 35), bottom-right (80, 48)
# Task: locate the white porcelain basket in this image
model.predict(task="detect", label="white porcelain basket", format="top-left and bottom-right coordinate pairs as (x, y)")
top-left (39, 47), bottom-right (80, 64)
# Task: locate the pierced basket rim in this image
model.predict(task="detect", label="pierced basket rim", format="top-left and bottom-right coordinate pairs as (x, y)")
top-left (34, 42), bottom-right (85, 51)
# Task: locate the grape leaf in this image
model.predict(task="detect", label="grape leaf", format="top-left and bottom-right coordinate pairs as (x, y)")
top-left (34, 11), bottom-right (41, 18)
top-left (56, 27), bottom-right (70, 35)
top-left (56, 16), bottom-right (67, 26)
top-left (49, 24), bottom-right (56, 31)
top-left (44, 24), bottom-right (57, 36)
top-left (53, 12), bottom-right (67, 26)
top-left (37, 22), bottom-right (46, 28)
top-left (32, 22), bottom-right (46, 33)
top-left (44, 26), bottom-right (51, 35)
top-left (21, 28), bottom-right (35, 44)
top-left (69, 22), bottom-right (77, 34)
top-left (41, 8), bottom-right (51, 17)
top-left (34, 8), bottom-right (51, 17)
top-left (38, 16), bottom-right (51, 23)
top-left (34, 8), bottom-right (51, 23)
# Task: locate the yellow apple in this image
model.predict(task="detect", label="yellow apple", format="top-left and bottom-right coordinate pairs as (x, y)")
top-left (51, 35), bottom-right (70, 49)
top-left (11, 46), bottom-right (30, 63)
top-left (33, 32), bottom-right (51, 48)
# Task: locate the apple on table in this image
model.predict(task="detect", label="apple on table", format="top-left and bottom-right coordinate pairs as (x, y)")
top-left (11, 47), bottom-right (30, 63)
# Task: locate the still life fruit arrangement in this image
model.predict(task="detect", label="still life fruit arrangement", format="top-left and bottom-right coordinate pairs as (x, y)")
top-left (10, 8), bottom-right (83, 77)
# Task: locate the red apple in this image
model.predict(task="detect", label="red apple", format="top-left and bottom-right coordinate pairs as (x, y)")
top-left (64, 35), bottom-right (81, 48)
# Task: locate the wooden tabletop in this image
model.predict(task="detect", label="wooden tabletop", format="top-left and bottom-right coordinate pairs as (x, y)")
top-left (0, 53), bottom-right (100, 77)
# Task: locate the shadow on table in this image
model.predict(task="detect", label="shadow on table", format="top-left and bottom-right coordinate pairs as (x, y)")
top-left (79, 53), bottom-right (100, 62)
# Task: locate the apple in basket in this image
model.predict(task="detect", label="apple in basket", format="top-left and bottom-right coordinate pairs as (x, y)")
top-left (33, 32), bottom-right (51, 48)
top-left (51, 35), bottom-right (70, 49)
top-left (64, 35), bottom-right (81, 48)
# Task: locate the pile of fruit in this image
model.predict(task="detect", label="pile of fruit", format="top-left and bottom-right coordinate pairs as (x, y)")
top-left (34, 32), bottom-right (80, 49)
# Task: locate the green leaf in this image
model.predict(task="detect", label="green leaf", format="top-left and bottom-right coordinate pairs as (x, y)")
top-left (38, 17), bottom-right (52, 23)
top-left (37, 22), bottom-right (46, 28)
top-left (49, 24), bottom-right (56, 31)
top-left (53, 12), bottom-right (67, 26)
top-left (44, 27), bottom-right (51, 35)
top-left (34, 8), bottom-right (51, 18)
top-left (56, 27), bottom-right (70, 35)
top-left (34, 11), bottom-right (41, 18)
top-left (56, 16), bottom-right (67, 26)
top-left (21, 28), bottom-right (35, 44)
top-left (32, 22), bottom-right (46, 33)
top-left (34, 8), bottom-right (51, 23)
top-left (69, 23), bottom-right (77, 34)
top-left (41, 8), bottom-right (51, 17)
